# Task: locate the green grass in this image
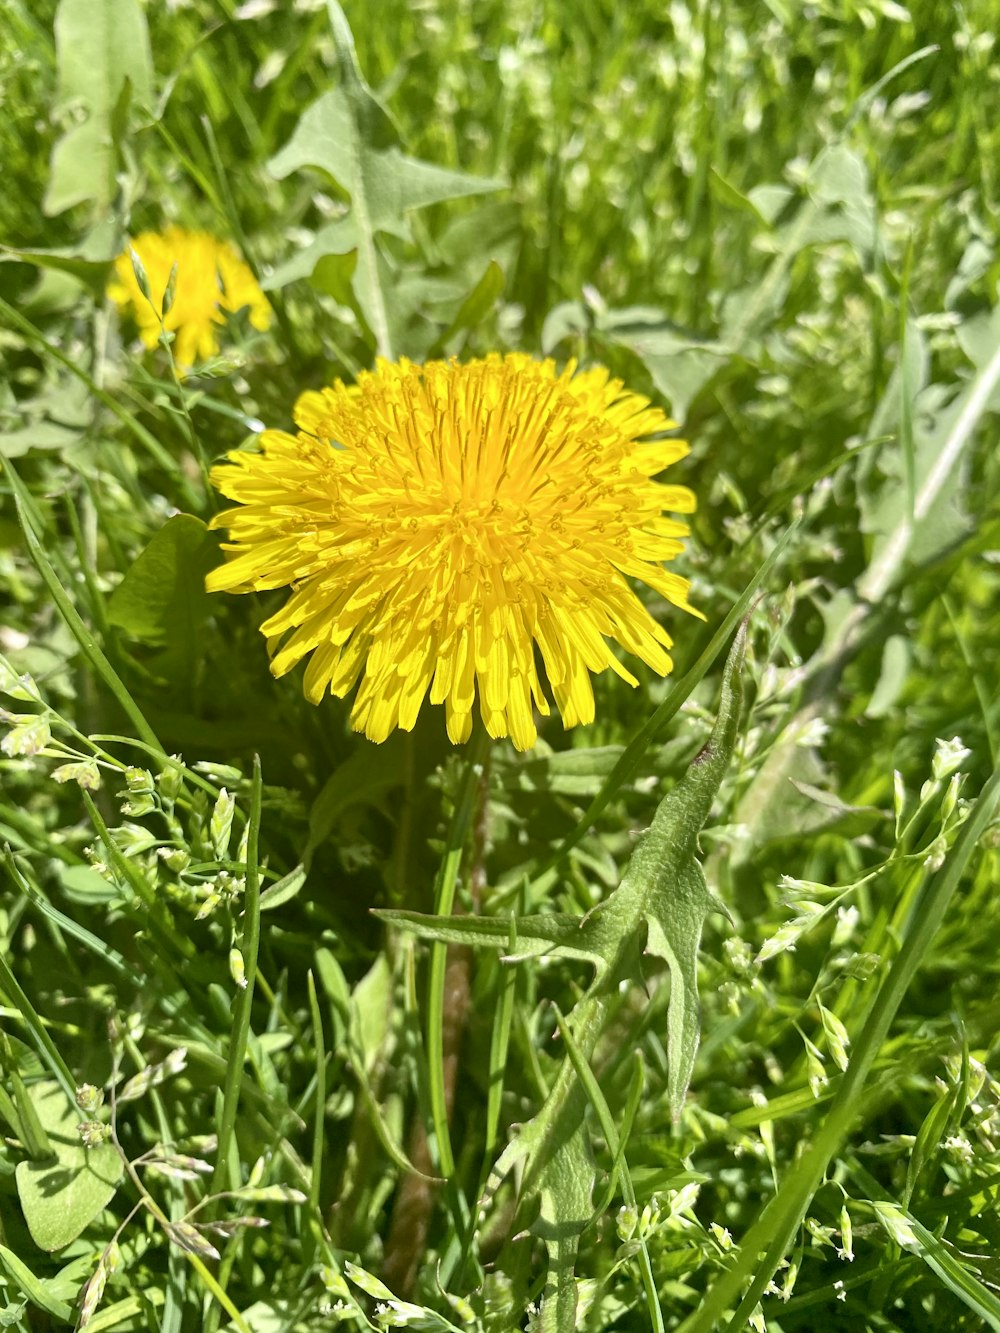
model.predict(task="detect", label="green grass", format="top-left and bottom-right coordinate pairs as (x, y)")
top-left (2, 1), bottom-right (1000, 1330)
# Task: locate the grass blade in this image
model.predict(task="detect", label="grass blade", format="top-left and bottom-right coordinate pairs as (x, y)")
top-left (5, 459), bottom-right (163, 757)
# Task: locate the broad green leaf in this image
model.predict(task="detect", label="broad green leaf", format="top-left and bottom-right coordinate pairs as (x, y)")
top-left (44, 0), bottom-right (152, 215)
top-left (800, 144), bottom-right (876, 255)
top-left (0, 375), bottom-right (93, 461)
top-left (957, 303), bottom-right (1000, 408)
top-left (708, 167), bottom-right (775, 224)
top-left (351, 954), bottom-right (391, 1072)
top-left (541, 300), bottom-right (589, 354)
top-left (305, 733), bottom-right (406, 865)
top-left (500, 744), bottom-right (627, 798)
top-left (314, 949), bottom-right (433, 1181)
top-left (866, 634), bottom-right (912, 719)
top-left (716, 142), bottom-right (875, 358)
top-left (14, 1081), bottom-right (121, 1251)
top-left (0, 420), bottom-right (79, 460)
top-left (433, 199), bottom-right (521, 279)
top-left (258, 864), bottom-right (307, 913)
top-left (859, 377), bottom-right (972, 570)
top-left (434, 259), bottom-right (505, 351)
top-left (261, 218), bottom-right (362, 293)
top-left (786, 780), bottom-right (885, 838)
top-left (108, 514), bottom-right (216, 647)
top-left (0, 246), bottom-right (113, 296)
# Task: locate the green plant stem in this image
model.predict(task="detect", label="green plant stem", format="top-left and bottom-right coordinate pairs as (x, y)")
top-left (425, 726), bottom-right (490, 1178)
top-left (867, 340), bottom-right (1000, 588)
top-left (306, 971), bottom-right (327, 1223)
top-left (327, 0), bottom-right (394, 359)
top-left (679, 752), bottom-right (1000, 1333)
top-left (210, 756), bottom-right (264, 1196)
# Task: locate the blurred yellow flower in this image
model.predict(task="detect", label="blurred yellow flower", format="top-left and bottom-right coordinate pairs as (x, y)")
top-left (207, 354), bottom-right (701, 751)
top-left (108, 226), bottom-right (271, 370)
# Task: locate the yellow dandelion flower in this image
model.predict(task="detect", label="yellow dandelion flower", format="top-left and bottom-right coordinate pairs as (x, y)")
top-left (207, 354), bottom-right (702, 751)
top-left (108, 225), bottom-right (272, 370)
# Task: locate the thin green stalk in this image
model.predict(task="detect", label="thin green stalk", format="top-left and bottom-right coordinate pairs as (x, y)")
top-left (5, 460), bottom-right (163, 757)
top-left (484, 917), bottom-right (518, 1157)
top-left (554, 1009), bottom-right (664, 1333)
top-left (211, 756), bottom-right (264, 1195)
top-left (114, 1112), bottom-right (255, 1333)
top-left (679, 752), bottom-right (1000, 1333)
top-left (425, 727), bottom-right (490, 1178)
top-left (306, 971), bottom-right (327, 1217)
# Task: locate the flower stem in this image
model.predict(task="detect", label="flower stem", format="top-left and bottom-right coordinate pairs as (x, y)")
top-left (425, 727), bottom-right (490, 1178)
top-left (382, 729), bottom-right (491, 1295)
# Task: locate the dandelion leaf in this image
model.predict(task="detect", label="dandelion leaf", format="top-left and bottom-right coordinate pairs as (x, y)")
top-left (642, 862), bottom-right (713, 1121)
top-left (44, 0), bottom-right (152, 216)
top-left (267, 87), bottom-right (500, 230)
top-left (267, 2), bottom-right (500, 348)
top-left (374, 910), bottom-right (611, 977)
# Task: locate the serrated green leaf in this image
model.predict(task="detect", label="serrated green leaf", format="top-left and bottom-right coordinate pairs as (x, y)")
top-left (268, 88), bottom-right (501, 228)
top-left (374, 909), bottom-right (609, 973)
top-left (642, 862), bottom-right (713, 1121)
top-left (866, 634), bottom-right (912, 719)
top-left (44, 0), bottom-right (152, 215)
top-left (594, 307), bottom-right (726, 419)
top-left (267, 2), bottom-right (500, 355)
top-left (14, 1081), bottom-right (121, 1251)
top-left (261, 218), bottom-right (360, 293)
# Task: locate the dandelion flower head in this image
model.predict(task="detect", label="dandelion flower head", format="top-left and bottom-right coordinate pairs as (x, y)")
top-left (108, 226), bottom-right (272, 370)
top-left (207, 354), bottom-right (701, 751)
